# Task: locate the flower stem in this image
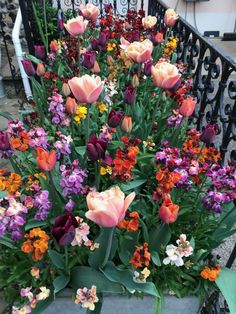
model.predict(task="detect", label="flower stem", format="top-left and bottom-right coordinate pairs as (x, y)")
top-left (77, 36), bottom-right (80, 71)
top-left (100, 227), bottom-right (115, 269)
top-left (65, 246), bottom-right (69, 274)
top-left (148, 88), bottom-right (163, 136)
top-left (85, 105), bottom-right (90, 146)
top-left (95, 161), bottom-right (101, 191)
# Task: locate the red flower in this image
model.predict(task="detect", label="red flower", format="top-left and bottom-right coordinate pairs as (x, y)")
top-left (130, 242), bottom-right (151, 269)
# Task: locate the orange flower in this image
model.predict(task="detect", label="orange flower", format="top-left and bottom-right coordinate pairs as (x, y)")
top-left (0, 171), bottom-right (22, 195)
top-left (130, 242), bottom-right (151, 269)
top-left (10, 132), bottom-right (30, 152)
top-left (159, 196), bottom-right (179, 223)
top-left (21, 228), bottom-right (49, 261)
top-left (36, 148), bottom-right (56, 172)
top-left (200, 265), bottom-right (221, 282)
top-left (117, 211), bottom-right (139, 232)
top-left (155, 167), bottom-right (181, 195)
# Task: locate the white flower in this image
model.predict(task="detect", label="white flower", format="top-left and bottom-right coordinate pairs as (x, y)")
top-left (133, 267), bottom-right (151, 283)
top-left (36, 287), bottom-right (50, 301)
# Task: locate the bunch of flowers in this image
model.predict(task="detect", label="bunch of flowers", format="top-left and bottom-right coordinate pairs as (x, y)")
top-left (0, 3), bottom-right (235, 314)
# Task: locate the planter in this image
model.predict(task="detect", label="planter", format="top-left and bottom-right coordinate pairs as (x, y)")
top-left (43, 292), bottom-right (200, 314)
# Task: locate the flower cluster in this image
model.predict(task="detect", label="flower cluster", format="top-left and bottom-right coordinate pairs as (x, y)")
top-left (117, 211), bottom-right (139, 232)
top-left (133, 267), bottom-right (151, 283)
top-left (21, 227), bottom-right (49, 261)
top-left (53, 131), bottom-right (72, 159)
top-left (130, 242), bottom-right (151, 269)
top-left (200, 265), bottom-right (221, 281)
top-left (60, 160), bottom-right (88, 197)
top-left (28, 127), bottom-right (48, 149)
top-left (163, 234), bottom-right (193, 267)
top-left (75, 285), bottom-right (99, 311)
top-left (48, 92), bottom-right (70, 126)
top-left (0, 196), bottom-right (27, 240)
top-left (0, 170), bottom-right (22, 195)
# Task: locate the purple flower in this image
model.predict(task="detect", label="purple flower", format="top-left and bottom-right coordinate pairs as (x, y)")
top-left (124, 85), bottom-right (136, 105)
top-left (48, 92), bottom-right (71, 126)
top-left (81, 51), bottom-right (96, 69)
top-left (28, 127), bottom-right (48, 149)
top-left (34, 190), bottom-right (52, 221)
top-left (65, 199), bottom-right (75, 212)
top-left (91, 32), bottom-right (109, 52)
top-left (87, 135), bottom-right (107, 161)
top-left (51, 213), bottom-right (78, 246)
top-left (200, 123), bottom-right (218, 146)
top-left (166, 112), bottom-right (183, 128)
top-left (108, 109), bottom-right (124, 128)
top-left (0, 131), bottom-right (13, 158)
top-left (60, 160), bottom-right (88, 197)
top-left (53, 132), bottom-right (72, 159)
top-left (203, 191), bottom-right (230, 213)
top-left (21, 60), bottom-right (35, 76)
top-left (34, 45), bottom-right (46, 59)
top-left (143, 59), bottom-right (153, 76)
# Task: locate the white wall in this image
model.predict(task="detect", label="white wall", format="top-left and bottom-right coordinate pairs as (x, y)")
top-left (161, 0), bottom-right (236, 36)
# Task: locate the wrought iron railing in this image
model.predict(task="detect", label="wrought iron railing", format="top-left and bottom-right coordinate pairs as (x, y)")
top-left (149, 0), bottom-right (236, 166)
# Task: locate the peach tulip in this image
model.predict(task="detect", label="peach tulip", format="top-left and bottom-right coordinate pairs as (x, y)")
top-left (119, 37), bottom-right (131, 50)
top-left (155, 32), bottom-right (164, 44)
top-left (164, 8), bottom-right (178, 27)
top-left (65, 97), bottom-right (77, 114)
top-left (36, 63), bottom-right (45, 76)
top-left (86, 186), bottom-right (136, 227)
top-left (36, 148), bottom-right (56, 172)
top-left (80, 3), bottom-right (100, 21)
top-left (179, 96), bottom-right (196, 117)
top-left (121, 116), bottom-right (132, 133)
top-left (91, 61), bottom-right (101, 73)
top-left (142, 15), bottom-right (157, 29)
top-left (68, 74), bottom-right (104, 104)
top-left (127, 39), bottom-right (153, 63)
top-left (62, 83), bottom-right (71, 96)
top-left (64, 16), bottom-right (88, 36)
top-left (151, 61), bottom-right (181, 89)
top-left (159, 197), bottom-right (179, 224)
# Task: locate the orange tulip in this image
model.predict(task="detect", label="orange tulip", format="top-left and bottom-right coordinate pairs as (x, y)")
top-left (65, 97), bottom-right (77, 114)
top-left (179, 96), bottom-right (196, 117)
top-left (121, 116), bottom-right (132, 133)
top-left (159, 197), bottom-right (179, 223)
top-left (36, 63), bottom-right (45, 76)
top-left (36, 148), bottom-right (56, 172)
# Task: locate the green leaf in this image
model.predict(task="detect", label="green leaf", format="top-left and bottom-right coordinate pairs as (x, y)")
top-left (216, 267), bottom-right (236, 314)
top-left (0, 236), bottom-right (17, 249)
top-left (48, 250), bottom-right (66, 270)
top-left (139, 219), bottom-right (149, 243)
top-left (0, 111), bottom-right (13, 120)
top-left (151, 251), bottom-right (161, 266)
top-left (101, 262), bottom-right (159, 297)
top-left (75, 146), bottom-right (86, 157)
top-left (25, 219), bottom-right (47, 231)
top-left (121, 179), bottom-right (147, 192)
top-left (70, 266), bottom-right (124, 294)
top-left (118, 231), bottom-right (139, 265)
top-left (190, 237), bottom-right (195, 251)
top-left (89, 227), bottom-right (117, 269)
top-left (0, 190), bottom-right (7, 199)
top-left (149, 224), bottom-right (171, 252)
top-left (53, 274), bottom-right (70, 294)
top-left (25, 54), bottom-right (42, 64)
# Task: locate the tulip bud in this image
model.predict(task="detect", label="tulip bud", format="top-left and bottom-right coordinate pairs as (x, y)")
top-left (36, 148), bottom-right (56, 172)
top-left (200, 123), bottom-right (218, 146)
top-left (51, 213), bottom-right (78, 246)
top-left (143, 59), bottom-right (153, 76)
top-left (107, 55), bottom-right (115, 65)
top-left (21, 60), bottom-right (36, 76)
top-left (108, 109), bottom-right (124, 128)
top-left (50, 40), bottom-right (59, 53)
top-left (57, 18), bottom-right (64, 31)
top-left (36, 63), bottom-right (45, 76)
top-left (65, 97), bottom-right (77, 114)
top-left (154, 32), bottom-right (164, 44)
top-left (124, 85), bottom-right (136, 105)
top-left (91, 61), bottom-right (101, 73)
top-left (86, 134), bottom-right (107, 161)
top-left (0, 131), bottom-right (11, 151)
top-left (132, 74), bottom-right (139, 88)
top-left (179, 97), bottom-right (196, 117)
top-left (62, 83), bottom-right (71, 97)
top-left (164, 8), bottom-right (178, 27)
top-left (159, 197), bottom-right (179, 223)
top-left (34, 45), bottom-right (46, 59)
top-left (121, 116), bottom-right (132, 133)
top-left (81, 51), bottom-right (96, 69)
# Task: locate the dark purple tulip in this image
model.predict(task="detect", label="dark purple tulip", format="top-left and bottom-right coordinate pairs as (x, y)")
top-left (124, 85), bottom-right (136, 105)
top-left (108, 109), bottom-right (124, 128)
top-left (87, 134), bottom-right (107, 161)
top-left (200, 123), bottom-right (218, 146)
top-left (81, 51), bottom-right (96, 69)
top-left (51, 213), bottom-right (78, 246)
top-left (57, 18), bottom-right (64, 31)
top-left (34, 45), bottom-right (46, 59)
top-left (21, 60), bottom-right (35, 76)
top-left (143, 59), bottom-right (153, 76)
top-left (91, 32), bottom-right (109, 52)
top-left (126, 31), bottom-right (140, 43)
top-left (0, 131), bottom-right (11, 151)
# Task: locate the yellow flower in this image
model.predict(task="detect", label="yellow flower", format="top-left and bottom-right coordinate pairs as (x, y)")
top-left (74, 106), bottom-right (87, 123)
top-left (100, 167), bottom-right (107, 175)
top-left (98, 103), bottom-right (107, 112)
top-left (107, 42), bottom-right (116, 51)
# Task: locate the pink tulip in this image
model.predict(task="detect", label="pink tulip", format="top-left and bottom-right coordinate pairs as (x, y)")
top-left (164, 8), bottom-right (178, 27)
top-left (91, 61), bottom-right (101, 73)
top-left (86, 186), bottom-right (136, 227)
top-left (68, 74), bottom-right (104, 104)
top-left (64, 16), bottom-right (88, 36)
top-left (179, 96), bottom-right (196, 117)
top-left (119, 37), bottom-right (131, 50)
top-left (127, 39), bottom-right (153, 63)
top-left (151, 61), bottom-right (181, 89)
top-left (154, 32), bottom-right (164, 44)
top-left (80, 3), bottom-right (100, 21)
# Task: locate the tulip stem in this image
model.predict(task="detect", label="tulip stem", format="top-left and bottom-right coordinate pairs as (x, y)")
top-left (48, 171), bottom-right (58, 208)
top-left (100, 227), bottom-right (115, 269)
top-left (77, 36), bottom-right (80, 71)
top-left (148, 88), bottom-right (163, 136)
top-left (85, 105), bottom-right (90, 146)
top-left (95, 161), bottom-right (101, 191)
top-left (65, 246), bottom-right (69, 274)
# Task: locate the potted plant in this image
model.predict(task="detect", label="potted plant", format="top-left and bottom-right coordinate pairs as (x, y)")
top-left (0, 4), bottom-right (235, 314)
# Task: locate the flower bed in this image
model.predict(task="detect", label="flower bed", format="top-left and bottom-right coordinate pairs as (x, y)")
top-left (0, 4), bottom-right (236, 314)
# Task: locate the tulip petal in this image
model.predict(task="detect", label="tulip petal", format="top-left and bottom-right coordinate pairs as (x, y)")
top-left (85, 209), bottom-right (118, 227)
